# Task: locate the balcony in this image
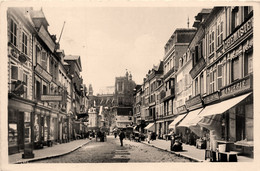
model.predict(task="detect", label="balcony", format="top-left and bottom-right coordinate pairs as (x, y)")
top-left (163, 67), bottom-right (176, 80)
top-left (164, 87), bottom-right (175, 101)
top-left (145, 115), bottom-right (154, 121)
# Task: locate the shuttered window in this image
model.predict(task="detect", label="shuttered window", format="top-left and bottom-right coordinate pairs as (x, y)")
top-left (217, 64), bottom-right (223, 90)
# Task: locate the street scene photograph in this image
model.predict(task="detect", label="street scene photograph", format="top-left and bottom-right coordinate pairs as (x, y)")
top-left (1, 1), bottom-right (257, 169)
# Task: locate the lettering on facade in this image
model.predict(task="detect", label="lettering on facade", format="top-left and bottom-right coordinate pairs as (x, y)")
top-left (220, 76), bottom-right (252, 99)
top-left (185, 94), bottom-right (203, 110)
top-left (203, 91), bottom-right (220, 105)
top-left (224, 17), bottom-right (253, 50)
top-left (177, 105), bottom-right (188, 114)
top-left (41, 95), bottom-right (63, 101)
top-left (35, 64), bottom-right (52, 82)
top-left (189, 57), bottom-right (206, 79)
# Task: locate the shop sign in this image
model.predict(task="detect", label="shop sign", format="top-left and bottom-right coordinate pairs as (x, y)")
top-left (224, 17), bottom-right (253, 50)
top-left (185, 94), bottom-right (203, 110)
top-left (41, 95), bottom-right (63, 101)
top-left (203, 91), bottom-right (220, 105)
top-left (220, 75), bottom-right (252, 99)
top-left (177, 105), bottom-right (188, 114)
top-left (35, 64), bottom-right (52, 82)
top-left (189, 57), bottom-right (206, 79)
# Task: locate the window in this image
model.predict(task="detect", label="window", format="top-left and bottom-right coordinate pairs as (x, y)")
top-left (209, 70), bottom-right (216, 93)
top-left (217, 64), bottom-right (223, 90)
top-left (195, 78), bottom-right (198, 95)
top-left (36, 46), bottom-right (41, 65)
top-left (22, 32), bottom-right (28, 55)
top-left (244, 50), bottom-right (253, 76)
top-left (36, 80), bottom-right (41, 100)
top-left (43, 84), bottom-right (47, 95)
top-left (244, 6), bottom-right (253, 21)
top-left (22, 73), bottom-right (28, 98)
top-left (231, 57), bottom-right (240, 82)
top-left (118, 82), bottom-right (123, 92)
top-left (10, 19), bottom-right (17, 46)
top-left (200, 73), bottom-right (204, 94)
top-left (217, 21), bottom-right (223, 47)
top-left (41, 51), bottom-right (47, 70)
top-left (209, 30), bottom-right (215, 54)
top-left (11, 65), bottom-right (18, 80)
top-left (232, 7), bottom-right (240, 31)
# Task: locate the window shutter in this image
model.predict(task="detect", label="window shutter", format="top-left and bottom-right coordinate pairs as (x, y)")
top-left (18, 67), bottom-right (23, 81)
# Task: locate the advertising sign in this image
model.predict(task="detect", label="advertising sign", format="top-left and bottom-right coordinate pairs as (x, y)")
top-left (41, 95), bottom-right (63, 101)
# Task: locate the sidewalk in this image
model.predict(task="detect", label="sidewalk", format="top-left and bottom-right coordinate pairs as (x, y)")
top-left (141, 139), bottom-right (254, 162)
top-left (9, 139), bottom-right (91, 164)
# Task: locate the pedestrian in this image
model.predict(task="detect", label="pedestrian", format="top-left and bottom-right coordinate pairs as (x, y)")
top-left (147, 131), bottom-right (151, 144)
top-left (119, 130), bottom-right (125, 146)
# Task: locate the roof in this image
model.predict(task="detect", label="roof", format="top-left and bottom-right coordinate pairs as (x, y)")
top-left (30, 9), bottom-right (49, 26)
top-left (64, 55), bottom-right (80, 60)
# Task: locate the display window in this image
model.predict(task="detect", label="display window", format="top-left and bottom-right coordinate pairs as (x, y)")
top-left (8, 123), bottom-right (18, 147)
top-left (24, 112), bottom-right (31, 143)
top-left (34, 114), bottom-right (40, 142)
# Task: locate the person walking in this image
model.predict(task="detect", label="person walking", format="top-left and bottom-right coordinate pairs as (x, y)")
top-left (147, 131), bottom-right (151, 144)
top-left (119, 130), bottom-right (125, 146)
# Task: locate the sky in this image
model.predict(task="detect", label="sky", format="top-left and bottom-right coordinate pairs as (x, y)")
top-left (41, 5), bottom-right (208, 95)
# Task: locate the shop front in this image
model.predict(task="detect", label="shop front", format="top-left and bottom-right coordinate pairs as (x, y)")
top-left (8, 97), bottom-right (35, 155)
top-left (198, 76), bottom-right (253, 158)
top-left (34, 107), bottom-right (51, 148)
top-left (177, 94), bottom-right (204, 145)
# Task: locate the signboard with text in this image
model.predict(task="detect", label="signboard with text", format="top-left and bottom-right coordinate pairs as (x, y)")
top-left (185, 94), bottom-right (203, 110)
top-left (220, 75), bottom-right (252, 99)
top-left (41, 95), bottom-right (63, 101)
top-left (177, 105), bottom-right (188, 114)
top-left (203, 91), bottom-right (220, 105)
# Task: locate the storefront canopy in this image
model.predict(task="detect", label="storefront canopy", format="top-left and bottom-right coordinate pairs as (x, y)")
top-left (177, 108), bottom-right (203, 128)
top-left (144, 123), bottom-right (155, 131)
top-left (199, 93), bottom-right (252, 117)
top-left (168, 114), bottom-right (187, 129)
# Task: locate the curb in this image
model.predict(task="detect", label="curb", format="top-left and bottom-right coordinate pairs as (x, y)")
top-left (14, 140), bottom-right (91, 164)
top-left (140, 141), bottom-right (204, 162)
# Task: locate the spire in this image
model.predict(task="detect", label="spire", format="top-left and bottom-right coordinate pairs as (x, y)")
top-left (187, 16), bottom-right (190, 28)
top-left (125, 69), bottom-right (129, 80)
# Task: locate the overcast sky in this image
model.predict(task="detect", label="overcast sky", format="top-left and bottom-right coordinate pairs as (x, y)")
top-left (42, 5), bottom-right (207, 94)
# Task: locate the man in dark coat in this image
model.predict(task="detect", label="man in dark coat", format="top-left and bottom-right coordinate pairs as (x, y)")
top-left (119, 130), bottom-right (125, 146)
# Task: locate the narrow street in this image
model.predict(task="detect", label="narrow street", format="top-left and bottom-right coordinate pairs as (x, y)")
top-left (34, 136), bottom-right (191, 163)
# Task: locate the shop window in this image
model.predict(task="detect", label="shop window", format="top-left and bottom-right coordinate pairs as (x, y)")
top-left (217, 64), bottom-right (223, 90)
top-left (231, 57), bottom-right (240, 82)
top-left (22, 32), bottom-right (28, 55)
top-left (24, 112), bottom-right (31, 143)
top-left (236, 106), bottom-right (245, 141)
top-left (8, 110), bottom-right (17, 147)
top-left (9, 19), bottom-right (17, 46)
top-left (245, 104), bottom-right (253, 141)
top-left (244, 50), bottom-right (253, 76)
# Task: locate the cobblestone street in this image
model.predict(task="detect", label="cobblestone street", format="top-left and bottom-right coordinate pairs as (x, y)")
top-left (34, 136), bottom-right (191, 163)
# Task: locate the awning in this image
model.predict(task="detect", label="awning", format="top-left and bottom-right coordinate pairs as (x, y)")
top-left (177, 108), bottom-right (203, 127)
top-left (144, 123), bottom-right (155, 131)
top-left (199, 92), bottom-right (252, 117)
top-left (168, 114), bottom-right (187, 129)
